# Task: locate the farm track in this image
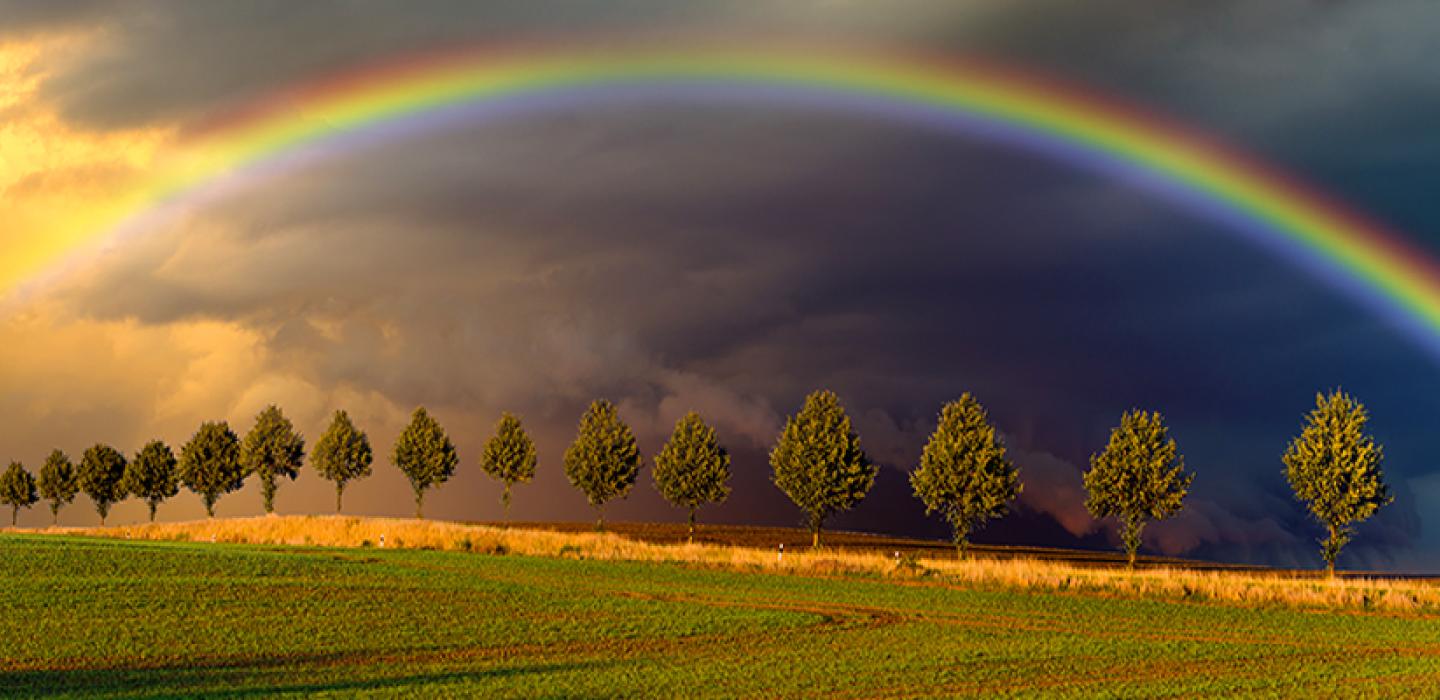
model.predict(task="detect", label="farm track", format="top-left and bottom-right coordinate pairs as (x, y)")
top-left (368, 552), bottom-right (1440, 697)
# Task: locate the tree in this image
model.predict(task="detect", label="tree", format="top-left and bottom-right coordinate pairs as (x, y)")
top-left (241, 405), bottom-right (307, 515)
top-left (652, 411), bottom-right (731, 543)
top-left (124, 440), bottom-right (179, 522)
top-left (312, 410), bottom-right (374, 513)
top-left (79, 444), bottom-right (128, 525)
top-left (0, 462), bottom-right (38, 526)
top-left (563, 399), bottom-right (641, 531)
top-left (392, 407), bottom-right (458, 519)
top-left (1283, 390), bottom-right (1393, 576)
top-left (480, 411), bottom-right (537, 523)
top-left (911, 394), bottom-right (1022, 558)
top-left (1083, 410), bottom-right (1193, 568)
top-left (179, 422), bottom-right (245, 517)
top-left (38, 450), bottom-right (79, 524)
top-left (770, 390), bottom-right (876, 548)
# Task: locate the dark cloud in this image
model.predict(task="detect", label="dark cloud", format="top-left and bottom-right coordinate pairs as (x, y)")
top-left (34, 97), bottom-right (1432, 566)
top-left (0, 0), bottom-right (122, 37)
top-left (7, 1), bottom-right (1440, 568)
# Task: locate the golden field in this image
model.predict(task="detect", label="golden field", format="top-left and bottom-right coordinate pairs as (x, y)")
top-left (15, 514), bottom-right (1438, 615)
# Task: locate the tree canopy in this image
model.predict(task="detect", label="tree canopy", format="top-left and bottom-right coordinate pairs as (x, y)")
top-left (392, 407), bottom-right (458, 519)
top-left (652, 411), bottom-right (730, 542)
top-left (79, 444), bottom-right (129, 525)
top-left (1283, 390), bottom-right (1392, 574)
top-left (180, 422), bottom-right (246, 517)
top-left (38, 450), bottom-right (79, 524)
top-left (480, 412), bottom-right (537, 521)
top-left (563, 399), bottom-right (641, 530)
top-left (911, 394), bottom-right (1022, 557)
top-left (770, 390), bottom-right (876, 548)
top-left (241, 405), bottom-right (306, 514)
top-left (312, 410), bottom-right (374, 513)
top-left (0, 462), bottom-right (38, 525)
top-left (125, 440), bottom-right (179, 522)
top-left (1083, 410), bottom-right (1193, 567)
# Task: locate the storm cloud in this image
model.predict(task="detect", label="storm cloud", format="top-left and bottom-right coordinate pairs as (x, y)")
top-left (2, 0), bottom-right (1439, 569)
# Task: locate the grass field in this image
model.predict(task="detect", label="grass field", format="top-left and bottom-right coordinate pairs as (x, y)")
top-left (3, 529), bottom-right (1439, 698)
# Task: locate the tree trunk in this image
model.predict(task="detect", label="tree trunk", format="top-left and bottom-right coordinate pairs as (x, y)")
top-left (595, 505), bottom-right (605, 532)
top-left (336, 485), bottom-right (344, 514)
top-left (1121, 516), bottom-right (1144, 571)
top-left (502, 485), bottom-right (512, 526)
top-left (811, 528), bottom-right (820, 549)
top-left (51, 505), bottom-right (58, 525)
top-left (687, 509), bottom-right (696, 545)
top-left (148, 502), bottom-right (157, 522)
top-left (1325, 524), bottom-right (1339, 578)
top-left (954, 523), bottom-right (970, 560)
top-left (11, 507), bottom-right (16, 526)
top-left (415, 490), bottom-right (425, 519)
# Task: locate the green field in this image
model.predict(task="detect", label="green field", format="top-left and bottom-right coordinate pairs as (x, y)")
top-left (2, 534), bottom-right (1437, 698)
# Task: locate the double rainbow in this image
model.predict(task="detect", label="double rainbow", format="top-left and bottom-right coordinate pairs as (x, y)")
top-left (24, 43), bottom-right (1440, 356)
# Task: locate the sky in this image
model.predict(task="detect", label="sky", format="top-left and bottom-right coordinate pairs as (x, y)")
top-left (3, 0), bottom-right (1439, 571)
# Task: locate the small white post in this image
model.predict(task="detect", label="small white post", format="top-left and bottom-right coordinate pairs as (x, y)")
top-left (778, 543), bottom-right (784, 563)
top-left (379, 533), bottom-right (386, 549)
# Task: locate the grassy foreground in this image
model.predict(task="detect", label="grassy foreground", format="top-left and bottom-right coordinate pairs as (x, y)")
top-left (3, 528), bottom-right (1439, 697)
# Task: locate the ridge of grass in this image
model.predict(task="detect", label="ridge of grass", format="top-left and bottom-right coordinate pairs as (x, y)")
top-left (11, 515), bottom-right (1438, 615)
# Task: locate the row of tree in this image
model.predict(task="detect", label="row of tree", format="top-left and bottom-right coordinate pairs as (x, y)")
top-left (0, 389), bottom-right (1391, 574)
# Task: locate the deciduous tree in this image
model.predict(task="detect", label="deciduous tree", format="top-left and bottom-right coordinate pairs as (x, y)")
top-left (312, 410), bottom-right (373, 513)
top-left (79, 444), bottom-right (128, 525)
top-left (770, 390), bottom-right (876, 548)
top-left (241, 405), bottom-right (306, 514)
top-left (563, 400), bottom-right (640, 531)
top-left (652, 411), bottom-right (730, 543)
top-left (38, 450), bottom-right (79, 524)
top-left (1083, 410), bottom-right (1193, 568)
top-left (0, 462), bottom-right (38, 525)
top-left (180, 422), bottom-right (245, 517)
top-left (480, 412), bottom-right (537, 523)
top-left (392, 407), bottom-right (457, 519)
top-left (124, 440), bottom-right (179, 522)
top-left (911, 394), bottom-right (1022, 558)
top-left (1283, 390), bottom-right (1392, 576)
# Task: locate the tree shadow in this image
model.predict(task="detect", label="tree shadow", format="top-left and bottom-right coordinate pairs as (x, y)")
top-left (1, 652), bottom-right (616, 698)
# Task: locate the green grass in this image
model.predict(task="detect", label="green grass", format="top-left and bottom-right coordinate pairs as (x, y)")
top-left (2, 534), bottom-right (1436, 698)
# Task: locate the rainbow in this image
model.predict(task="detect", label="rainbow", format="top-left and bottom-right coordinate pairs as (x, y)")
top-left (21, 43), bottom-right (1440, 356)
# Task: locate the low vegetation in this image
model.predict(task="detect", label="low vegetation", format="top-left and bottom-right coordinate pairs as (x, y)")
top-left (25, 515), bottom-right (1440, 615)
top-left (2, 530), bottom-right (1436, 698)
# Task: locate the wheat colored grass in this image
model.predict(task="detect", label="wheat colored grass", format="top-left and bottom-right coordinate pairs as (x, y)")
top-left (16, 515), bottom-right (1439, 615)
